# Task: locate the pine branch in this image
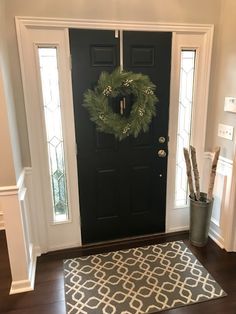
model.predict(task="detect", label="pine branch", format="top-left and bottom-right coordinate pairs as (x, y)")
top-left (207, 147), bottom-right (221, 201)
top-left (190, 145), bottom-right (200, 200)
top-left (183, 148), bottom-right (195, 200)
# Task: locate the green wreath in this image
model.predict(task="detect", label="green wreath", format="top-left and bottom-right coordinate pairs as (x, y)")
top-left (83, 68), bottom-right (158, 140)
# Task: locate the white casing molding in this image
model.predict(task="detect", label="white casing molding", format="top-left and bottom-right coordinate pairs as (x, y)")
top-left (15, 17), bottom-right (214, 33)
top-left (166, 30), bottom-right (214, 234)
top-left (16, 16), bottom-right (214, 252)
top-left (0, 168), bottom-right (39, 294)
top-left (16, 25), bottom-right (82, 253)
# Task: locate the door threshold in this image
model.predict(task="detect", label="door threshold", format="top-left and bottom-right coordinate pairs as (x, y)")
top-left (82, 230), bottom-right (189, 248)
top-left (41, 230), bottom-right (189, 260)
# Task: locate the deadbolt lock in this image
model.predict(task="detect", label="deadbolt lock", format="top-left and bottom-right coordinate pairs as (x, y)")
top-left (158, 149), bottom-right (167, 158)
top-left (158, 136), bottom-right (166, 144)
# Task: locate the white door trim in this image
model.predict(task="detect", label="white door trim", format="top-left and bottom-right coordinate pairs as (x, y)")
top-left (166, 32), bottom-right (214, 232)
top-left (16, 17), bottom-right (214, 252)
top-left (16, 17), bottom-right (214, 33)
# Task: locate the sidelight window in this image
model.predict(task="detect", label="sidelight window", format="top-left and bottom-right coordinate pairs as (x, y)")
top-left (38, 47), bottom-right (69, 222)
top-left (175, 50), bottom-right (196, 207)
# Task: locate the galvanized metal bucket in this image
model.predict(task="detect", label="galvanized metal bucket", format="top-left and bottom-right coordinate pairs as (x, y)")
top-left (189, 192), bottom-right (213, 247)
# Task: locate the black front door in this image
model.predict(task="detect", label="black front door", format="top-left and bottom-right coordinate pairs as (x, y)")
top-left (69, 29), bottom-right (172, 244)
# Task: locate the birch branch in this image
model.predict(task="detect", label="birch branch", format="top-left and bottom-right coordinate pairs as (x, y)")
top-left (183, 148), bottom-right (195, 199)
top-left (190, 145), bottom-right (200, 200)
top-left (207, 147), bottom-right (221, 201)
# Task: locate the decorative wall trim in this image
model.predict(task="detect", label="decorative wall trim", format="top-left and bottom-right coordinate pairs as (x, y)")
top-left (203, 152), bottom-right (234, 250)
top-left (0, 185), bottom-right (18, 195)
top-left (23, 166), bottom-right (42, 254)
top-left (0, 168), bottom-right (26, 196)
top-left (0, 167), bottom-right (39, 294)
top-left (204, 152), bottom-right (233, 170)
top-left (166, 152), bottom-right (235, 251)
top-left (0, 171), bottom-right (26, 229)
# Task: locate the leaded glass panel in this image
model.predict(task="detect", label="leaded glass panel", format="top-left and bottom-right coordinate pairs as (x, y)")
top-left (175, 50), bottom-right (196, 207)
top-left (38, 47), bottom-right (69, 222)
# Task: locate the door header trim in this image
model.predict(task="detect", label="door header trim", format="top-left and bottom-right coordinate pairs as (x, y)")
top-left (16, 16), bottom-right (214, 34)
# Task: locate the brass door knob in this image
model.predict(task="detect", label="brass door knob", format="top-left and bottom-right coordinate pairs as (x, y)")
top-left (158, 149), bottom-right (167, 158)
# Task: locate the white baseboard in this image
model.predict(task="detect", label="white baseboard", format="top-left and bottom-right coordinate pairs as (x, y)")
top-left (10, 280), bottom-right (34, 295)
top-left (10, 244), bottom-right (39, 295)
top-left (209, 227), bottom-right (224, 249)
top-left (167, 226), bottom-right (189, 233)
top-left (47, 241), bottom-right (82, 252)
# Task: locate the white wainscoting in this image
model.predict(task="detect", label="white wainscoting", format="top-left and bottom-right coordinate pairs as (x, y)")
top-left (0, 167), bottom-right (39, 294)
top-left (167, 151), bottom-right (235, 251)
top-left (15, 167), bottom-right (40, 294)
top-left (203, 152), bottom-right (233, 250)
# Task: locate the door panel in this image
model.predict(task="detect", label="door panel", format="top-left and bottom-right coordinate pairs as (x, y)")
top-left (130, 165), bottom-right (152, 214)
top-left (124, 31), bottom-right (172, 140)
top-left (91, 45), bottom-right (117, 66)
top-left (69, 29), bottom-right (172, 243)
top-left (123, 31), bottom-right (172, 239)
top-left (95, 131), bottom-right (118, 151)
top-left (96, 168), bottom-right (119, 219)
top-left (70, 29), bottom-right (121, 243)
top-left (130, 46), bottom-right (155, 67)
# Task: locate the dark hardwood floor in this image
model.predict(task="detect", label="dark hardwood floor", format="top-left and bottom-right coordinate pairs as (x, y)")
top-left (0, 230), bottom-right (236, 313)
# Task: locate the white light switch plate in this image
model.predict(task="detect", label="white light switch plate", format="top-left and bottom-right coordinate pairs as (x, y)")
top-left (218, 123), bottom-right (234, 140)
top-left (224, 97), bottom-right (236, 113)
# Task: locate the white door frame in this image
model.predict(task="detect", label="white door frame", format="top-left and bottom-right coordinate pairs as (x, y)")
top-left (16, 17), bottom-right (214, 252)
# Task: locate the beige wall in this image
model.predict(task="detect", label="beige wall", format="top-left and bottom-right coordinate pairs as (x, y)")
top-left (0, 0), bottom-right (22, 184)
top-left (206, 0), bottom-right (236, 159)
top-left (5, 0), bottom-right (231, 166)
top-left (0, 70), bottom-right (16, 186)
top-left (6, 0), bottom-right (222, 23)
top-left (0, 0), bottom-right (17, 186)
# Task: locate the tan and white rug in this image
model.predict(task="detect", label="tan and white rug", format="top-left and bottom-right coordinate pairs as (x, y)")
top-left (63, 241), bottom-right (226, 314)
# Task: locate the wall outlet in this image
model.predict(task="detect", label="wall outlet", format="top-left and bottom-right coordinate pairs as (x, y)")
top-left (218, 123), bottom-right (234, 140)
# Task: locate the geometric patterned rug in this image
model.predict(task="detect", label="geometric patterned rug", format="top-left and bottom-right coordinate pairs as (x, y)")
top-left (63, 241), bottom-right (226, 314)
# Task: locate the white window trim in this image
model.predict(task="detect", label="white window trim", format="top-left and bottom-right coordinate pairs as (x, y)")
top-left (16, 17), bottom-right (214, 252)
